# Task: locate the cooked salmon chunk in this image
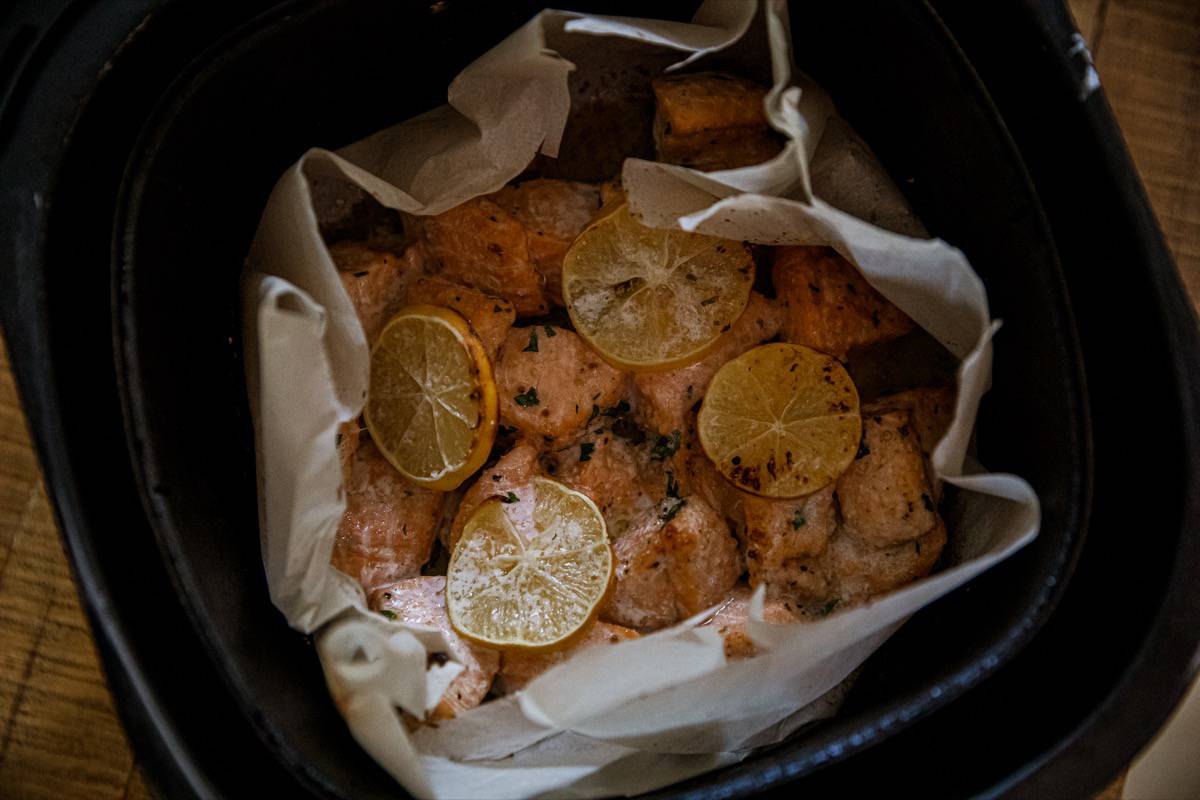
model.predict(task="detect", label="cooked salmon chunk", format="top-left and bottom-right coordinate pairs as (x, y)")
top-left (634, 292), bottom-right (782, 436)
top-left (678, 450), bottom-right (738, 517)
top-left (447, 440), bottom-right (539, 551)
top-left (836, 409), bottom-right (937, 547)
top-left (332, 241), bottom-right (410, 343)
top-left (864, 386), bottom-right (956, 456)
top-left (864, 386), bottom-right (955, 500)
top-left (704, 585), bottom-right (799, 659)
top-left (497, 620), bottom-right (638, 693)
top-left (370, 577), bottom-right (499, 719)
top-left (544, 433), bottom-right (656, 539)
top-left (420, 196), bottom-right (549, 316)
top-left (827, 516), bottom-right (946, 604)
top-left (603, 496), bottom-right (742, 631)
top-left (336, 421), bottom-right (361, 485)
top-left (403, 276), bottom-right (516, 360)
top-left (773, 245), bottom-right (914, 360)
top-left (496, 325), bottom-right (627, 446)
top-left (490, 179), bottom-right (601, 306)
top-left (331, 438), bottom-right (444, 591)
top-left (740, 484), bottom-right (838, 598)
top-left (652, 72), bottom-right (783, 171)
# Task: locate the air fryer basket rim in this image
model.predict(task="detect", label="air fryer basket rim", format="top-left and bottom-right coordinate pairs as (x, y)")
top-left (108, 1), bottom-right (1089, 796)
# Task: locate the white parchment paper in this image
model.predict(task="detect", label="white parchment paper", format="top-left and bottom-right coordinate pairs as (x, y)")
top-left (242, 2), bottom-right (1041, 797)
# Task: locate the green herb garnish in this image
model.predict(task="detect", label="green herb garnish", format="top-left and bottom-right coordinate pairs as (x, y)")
top-left (523, 329), bottom-right (539, 352)
top-left (501, 491), bottom-right (519, 504)
top-left (651, 430), bottom-right (681, 460)
top-left (660, 497), bottom-right (686, 522)
top-left (514, 387), bottom-right (540, 407)
top-left (579, 442), bottom-right (595, 462)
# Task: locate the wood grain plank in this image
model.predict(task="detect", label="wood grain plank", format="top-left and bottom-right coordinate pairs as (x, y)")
top-left (1094, 0), bottom-right (1200, 302)
top-left (1069, 0), bottom-right (1108, 47)
top-left (0, 337), bottom-right (144, 799)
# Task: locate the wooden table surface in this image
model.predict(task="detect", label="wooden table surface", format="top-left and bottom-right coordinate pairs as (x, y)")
top-left (1, 2), bottom-right (1197, 797)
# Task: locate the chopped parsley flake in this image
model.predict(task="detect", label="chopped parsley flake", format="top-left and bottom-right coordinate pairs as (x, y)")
top-left (660, 497), bottom-right (686, 522)
top-left (579, 442), bottom-right (595, 462)
top-left (543, 325), bottom-right (557, 337)
top-left (514, 387), bottom-right (540, 407)
top-left (651, 430), bottom-right (682, 460)
top-left (791, 512), bottom-right (806, 529)
top-left (380, 609), bottom-right (397, 620)
top-left (818, 598), bottom-right (840, 617)
top-left (501, 491), bottom-right (519, 504)
top-left (666, 472), bottom-right (680, 498)
top-left (523, 329), bottom-right (539, 352)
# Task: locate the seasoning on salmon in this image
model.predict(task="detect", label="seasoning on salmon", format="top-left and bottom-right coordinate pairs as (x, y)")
top-left (827, 516), bottom-right (946, 604)
top-left (773, 245), bottom-right (914, 360)
top-left (652, 72), bottom-right (783, 171)
top-left (331, 438), bottom-right (444, 592)
top-left (331, 241), bottom-right (410, 343)
top-left (402, 276), bottom-right (516, 360)
top-left (421, 179), bottom-right (601, 316)
top-left (864, 386), bottom-right (956, 457)
top-left (370, 576), bottom-right (499, 719)
top-left (495, 325), bottom-right (627, 446)
top-left (543, 433), bottom-right (657, 540)
top-left (490, 179), bottom-right (602, 307)
top-left (740, 484), bottom-right (838, 597)
top-left (836, 409), bottom-right (938, 547)
top-left (864, 386), bottom-right (956, 499)
top-left (420, 196), bottom-right (549, 316)
top-left (603, 496), bottom-right (742, 631)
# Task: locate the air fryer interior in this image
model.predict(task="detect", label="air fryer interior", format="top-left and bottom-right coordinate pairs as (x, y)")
top-left (113, 1), bottom-right (1088, 797)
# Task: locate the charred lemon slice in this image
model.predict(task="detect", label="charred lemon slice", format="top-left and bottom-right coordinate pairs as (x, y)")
top-left (446, 478), bottom-right (613, 651)
top-left (562, 203), bottom-right (754, 372)
top-left (698, 343), bottom-right (861, 498)
top-left (364, 305), bottom-right (497, 491)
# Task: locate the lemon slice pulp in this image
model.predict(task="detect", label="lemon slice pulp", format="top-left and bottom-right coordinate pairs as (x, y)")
top-left (698, 343), bottom-right (861, 498)
top-left (446, 477), bottom-right (613, 651)
top-left (562, 203), bottom-right (754, 372)
top-left (364, 304), bottom-right (497, 491)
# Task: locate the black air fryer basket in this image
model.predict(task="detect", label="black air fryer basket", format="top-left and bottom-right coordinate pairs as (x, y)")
top-left (0, 1), bottom-right (1196, 798)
